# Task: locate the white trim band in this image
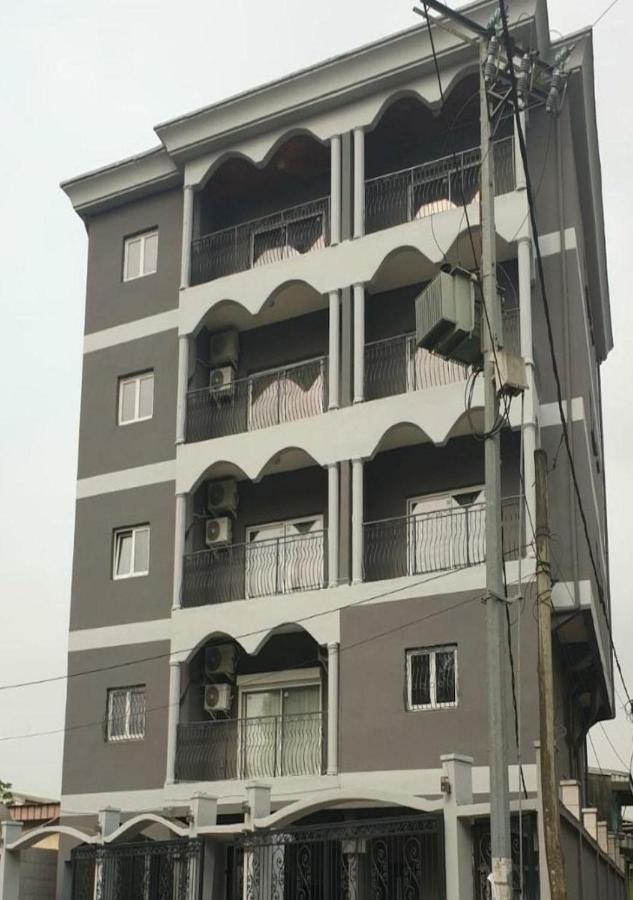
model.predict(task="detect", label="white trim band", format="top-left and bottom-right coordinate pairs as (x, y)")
top-left (77, 459), bottom-right (176, 499)
top-left (68, 618), bottom-right (172, 653)
top-left (83, 310), bottom-right (178, 354)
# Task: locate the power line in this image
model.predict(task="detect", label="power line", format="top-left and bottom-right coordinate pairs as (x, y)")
top-left (593, 0), bottom-right (623, 28)
top-left (496, 0), bottom-right (632, 708)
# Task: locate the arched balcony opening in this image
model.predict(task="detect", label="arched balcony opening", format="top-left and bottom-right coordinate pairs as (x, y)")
top-left (364, 78), bottom-right (515, 235)
top-left (191, 135), bottom-right (331, 285)
top-left (175, 629), bottom-right (327, 783)
top-left (184, 284), bottom-right (330, 444)
top-left (181, 452), bottom-right (329, 609)
top-left (361, 430), bottom-right (525, 584)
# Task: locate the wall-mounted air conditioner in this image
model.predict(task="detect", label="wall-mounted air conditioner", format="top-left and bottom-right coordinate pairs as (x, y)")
top-left (209, 330), bottom-right (239, 367)
top-left (204, 683), bottom-right (232, 715)
top-left (204, 643), bottom-right (237, 679)
top-left (209, 366), bottom-right (235, 398)
top-left (207, 479), bottom-right (238, 516)
top-left (205, 517), bottom-right (232, 548)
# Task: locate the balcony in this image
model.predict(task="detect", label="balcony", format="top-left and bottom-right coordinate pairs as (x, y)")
top-left (363, 496), bottom-right (522, 583)
top-left (364, 136), bottom-right (515, 235)
top-left (190, 197), bottom-right (330, 285)
top-left (175, 712), bottom-right (325, 782)
top-left (185, 356), bottom-right (328, 443)
top-left (182, 527), bottom-right (326, 609)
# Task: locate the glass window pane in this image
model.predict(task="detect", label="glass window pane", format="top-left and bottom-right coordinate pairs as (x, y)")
top-left (129, 689), bottom-right (146, 738)
top-left (125, 238), bottom-right (141, 280)
top-left (119, 380), bottom-right (137, 423)
top-left (244, 690), bottom-right (280, 719)
top-left (410, 653), bottom-right (431, 707)
top-left (115, 532), bottom-right (133, 577)
top-left (143, 233), bottom-right (158, 274)
top-left (283, 685), bottom-right (320, 715)
top-left (138, 374), bottom-right (154, 419)
top-left (435, 651), bottom-right (456, 704)
top-left (133, 528), bottom-right (150, 574)
top-left (108, 690), bottom-right (127, 739)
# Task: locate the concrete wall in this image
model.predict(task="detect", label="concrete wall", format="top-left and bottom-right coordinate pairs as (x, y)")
top-left (78, 330), bottom-right (178, 478)
top-left (339, 584), bottom-right (539, 772)
top-left (61, 642), bottom-right (170, 795)
top-left (85, 188), bottom-right (182, 334)
top-left (70, 482), bottom-right (175, 630)
top-left (18, 849), bottom-right (57, 900)
top-left (560, 810), bottom-right (627, 900)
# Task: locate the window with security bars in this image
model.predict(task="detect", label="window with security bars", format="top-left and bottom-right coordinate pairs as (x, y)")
top-left (106, 686), bottom-right (146, 741)
top-left (406, 646), bottom-right (458, 710)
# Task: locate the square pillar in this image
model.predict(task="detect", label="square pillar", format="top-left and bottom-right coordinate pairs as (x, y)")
top-left (180, 184), bottom-right (195, 290)
top-left (172, 491), bottom-right (188, 610)
top-left (353, 283), bottom-right (365, 404)
top-left (190, 794), bottom-right (218, 831)
top-left (327, 642), bottom-right (340, 775)
top-left (328, 290), bottom-right (341, 410)
top-left (328, 464), bottom-right (340, 587)
top-left (330, 135), bottom-right (342, 245)
top-left (176, 334), bottom-right (191, 445)
top-left (560, 780), bottom-right (581, 820)
top-left (98, 807), bottom-right (121, 838)
top-left (582, 807), bottom-right (598, 841)
top-left (165, 658), bottom-right (182, 784)
top-left (440, 753), bottom-right (474, 900)
top-left (245, 783), bottom-right (271, 824)
top-left (353, 128), bottom-right (365, 238)
top-left (597, 820), bottom-right (608, 853)
top-left (0, 821), bottom-right (23, 900)
top-left (351, 458), bottom-right (364, 584)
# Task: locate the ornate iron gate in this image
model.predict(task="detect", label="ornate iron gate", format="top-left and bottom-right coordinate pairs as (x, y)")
top-left (473, 814), bottom-right (539, 899)
top-left (71, 838), bottom-right (204, 900)
top-left (231, 813), bottom-right (445, 899)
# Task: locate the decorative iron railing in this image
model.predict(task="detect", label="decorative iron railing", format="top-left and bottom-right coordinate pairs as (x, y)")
top-left (474, 814), bottom-right (539, 900)
top-left (190, 197), bottom-right (330, 284)
top-left (363, 496), bottom-right (523, 583)
top-left (365, 136), bottom-right (515, 234)
top-left (185, 357), bottom-right (327, 443)
top-left (232, 813), bottom-right (445, 899)
top-left (365, 333), bottom-right (470, 401)
top-left (182, 529), bottom-right (326, 608)
top-left (71, 839), bottom-right (204, 900)
top-left (175, 712), bottom-right (325, 782)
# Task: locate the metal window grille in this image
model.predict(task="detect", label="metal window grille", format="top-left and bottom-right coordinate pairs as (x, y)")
top-left (406, 647), bottom-right (458, 711)
top-left (106, 686), bottom-right (146, 742)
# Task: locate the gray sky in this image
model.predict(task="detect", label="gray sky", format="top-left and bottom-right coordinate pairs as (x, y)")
top-left (0, 0), bottom-right (630, 799)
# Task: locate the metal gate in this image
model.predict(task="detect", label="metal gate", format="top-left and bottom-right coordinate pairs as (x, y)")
top-left (231, 813), bottom-right (445, 899)
top-left (473, 814), bottom-right (539, 900)
top-left (71, 838), bottom-right (204, 900)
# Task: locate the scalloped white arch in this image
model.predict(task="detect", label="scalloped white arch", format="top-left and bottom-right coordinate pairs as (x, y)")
top-left (107, 813), bottom-right (188, 844)
top-left (6, 825), bottom-right (99, 852)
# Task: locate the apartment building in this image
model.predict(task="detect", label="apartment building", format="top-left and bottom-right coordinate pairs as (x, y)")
top-left (0, 0), bottom-right (623, 897)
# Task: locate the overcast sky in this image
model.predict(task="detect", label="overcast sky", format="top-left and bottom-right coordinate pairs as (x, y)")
top-left (0, 0), bottom-right (630, 799)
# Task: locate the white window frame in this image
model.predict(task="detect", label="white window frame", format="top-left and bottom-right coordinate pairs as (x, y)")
top-left (123, 229), bottom-right (158, 281)
top-left (106, 685), bottom-right (146, 742)
top-left (117, 371), bottom-right (154, 426)
top-left (406, 645), bottom-right (458, 711)
top-left (113, 525), bottom-right (150, 580)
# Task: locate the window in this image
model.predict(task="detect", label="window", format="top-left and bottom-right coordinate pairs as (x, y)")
top-left (406, 646), bottom-right (458, 710)
top-left (123, 230), bottom-right (158, 281)
top-left (245, 516), bottom-right (324, 597)
top-left (106, 686), bottom-right (146, 741)
top-left (118, 371), bottom-right (154, 425)
top-left (113, 525), bottom-right (150, 579)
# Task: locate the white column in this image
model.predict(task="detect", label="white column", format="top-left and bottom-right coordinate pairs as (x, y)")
top-left (176, 334), bottom-right (190, 445)
top-left (440, 754), bottom-right (474, 900)
top-left (326, 642), bottom-right (340, 775)
top-left (328, 290), bottom-right (340, 410)
top-left (353, 127), bottom-right (365, 238)
top-left (180, 184), bottom-right (195, 290)
top-left (514, 112), bottom-right (527, 192)
top-left (327, 463), bottom-right (339, 588)
top-left (353, 283), bottom-right (365, 403)
top-left (172, 492), bottom-right (187, 611)
top-left (165, 659), bottom-right (181, 784)
top-left (518, 232), bottom-right (537, 533)
top-left (330, 135), bottom-right (342, 245)
top-left (351, 458), bottom-right (364, 584)
top-left (0, 821), bottom-right (23, 900)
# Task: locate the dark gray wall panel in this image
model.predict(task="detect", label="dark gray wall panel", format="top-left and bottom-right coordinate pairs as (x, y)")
top-left (62, 643), bottom-right (169, 795)
top-left (78, 331), bottom-right (178, 479)
top-left (85, 188), bottom-right (182, 334)
top-left (70, 482), bottom-right (175, 630)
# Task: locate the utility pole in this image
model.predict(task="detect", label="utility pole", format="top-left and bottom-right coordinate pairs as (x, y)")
top-left (535, 449), bottom-right (567, 899)
top-left (479, 33), bottom-right (513, 900)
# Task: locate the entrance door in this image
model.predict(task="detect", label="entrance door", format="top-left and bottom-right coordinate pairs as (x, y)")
top-left (245, 516), bottom-right (324, 598)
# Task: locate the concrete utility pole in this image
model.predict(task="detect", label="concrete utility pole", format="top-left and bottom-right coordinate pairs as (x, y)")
top-left (479, 35), bottom-right (513, 900)
top-left (535, 449), bottom-right (567, 899)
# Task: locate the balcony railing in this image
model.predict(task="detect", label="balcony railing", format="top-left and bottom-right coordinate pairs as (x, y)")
top-left (190, 197), bottom-right (330, 285)
top-left (365, 333), bottom-right (470, 401)
top-left (363, 496), bottom-right (523, 583)
top-left (175, 712), bottom-right (325, 782)
top-left (186, 357), bottom-right (327, 443)
top-left (182, 530), bottom-right (326, 608)
top-left (365, 136), bottom-right (515, 234)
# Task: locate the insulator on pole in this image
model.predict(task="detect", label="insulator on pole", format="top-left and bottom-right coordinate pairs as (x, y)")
top-left (516, 54), bottom-right (531, 109)
top-left (546, 45), bottom-right (574, 116)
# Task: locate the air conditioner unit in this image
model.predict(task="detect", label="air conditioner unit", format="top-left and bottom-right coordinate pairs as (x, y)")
top-left (207, 479), bottom-right (238, 516)
top-left (209, 330), bottom-right (239, 367)
top-left (209, 366), bottom-right (235, 398)
top-left (416, 269), bottom-right (481, 364)
top-left (205, 643), bottom-right (237, 679)
top-left (205, 516), bottom-right (232, 548)
top-left (204, 683), bottom-right (232, 715)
